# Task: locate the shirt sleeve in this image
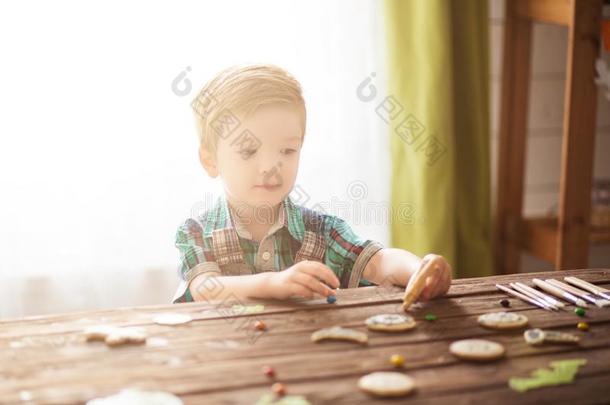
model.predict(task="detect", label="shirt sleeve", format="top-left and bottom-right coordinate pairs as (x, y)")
top-left (172, 218), bottom-right (222, 303)
top-left (323, 216), bottom-right (384, 288)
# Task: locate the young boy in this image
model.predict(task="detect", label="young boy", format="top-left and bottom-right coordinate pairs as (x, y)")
top-left (172, 64), bottom-right (452, 304)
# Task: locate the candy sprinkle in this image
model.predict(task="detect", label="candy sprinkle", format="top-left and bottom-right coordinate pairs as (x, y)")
top-left (577, 322), bottom-right (589, 331)
top-left (326, 295), bottom-right (337, 304)
top-left (424, 314), bottom-right (437, 321)
top-left (390, 354), bottom-right (405, 367)
top-left (255, 320), bottom-right (267, 331)
top-left (574, 307), bottom-right (586, 317)
top-left (271, 382), bottom-right (286, 396)
top-left (262, 365), bottom-right (275, 378)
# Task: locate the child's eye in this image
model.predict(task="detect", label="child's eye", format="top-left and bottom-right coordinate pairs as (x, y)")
top-left (240, 149), bottom-right (257, 158)
top-left (281, 148), bottom-right (297, 155)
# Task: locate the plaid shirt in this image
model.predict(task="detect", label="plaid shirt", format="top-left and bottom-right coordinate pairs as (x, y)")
top-left (172, 193), bottom-right (384, 303)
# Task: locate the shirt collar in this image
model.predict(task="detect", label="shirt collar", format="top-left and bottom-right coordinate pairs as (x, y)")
top-left (213, 193), bottom-right (305, 242)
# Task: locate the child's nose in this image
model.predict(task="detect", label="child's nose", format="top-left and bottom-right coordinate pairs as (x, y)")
top-left (258, 158), bottom-right (278, 174)
top-left (260, 164), bottom-right (283, 184)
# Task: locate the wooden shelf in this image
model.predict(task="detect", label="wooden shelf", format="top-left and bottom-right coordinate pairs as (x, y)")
top-left (522, 217), bottom-right (610, 264)
top-left (495, 0), bottom-right (603, 273)
top-left (515, 0), bottom-right (573, 26)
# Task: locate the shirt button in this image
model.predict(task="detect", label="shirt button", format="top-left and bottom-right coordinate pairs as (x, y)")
top-left (262, 251), bottom-right (271, 261)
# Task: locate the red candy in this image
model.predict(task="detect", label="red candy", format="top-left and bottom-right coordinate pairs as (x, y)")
top-left (262, 365), bottom-right (275, 378)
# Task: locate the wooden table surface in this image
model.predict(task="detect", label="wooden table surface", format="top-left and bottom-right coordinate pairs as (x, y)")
top-left (2, 268), bottom-right (610, 404)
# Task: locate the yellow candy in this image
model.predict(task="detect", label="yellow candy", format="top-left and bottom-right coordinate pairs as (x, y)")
top-left (390, 354), bottom-right (405, 367)
top-left (577, 322), bottom-right (589, 331)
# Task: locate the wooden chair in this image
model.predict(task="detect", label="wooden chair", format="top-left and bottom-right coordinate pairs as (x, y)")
top-left (495, 0), bottom-right (603, 274)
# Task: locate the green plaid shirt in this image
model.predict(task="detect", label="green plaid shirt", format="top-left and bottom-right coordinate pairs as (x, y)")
top-left (172, 194), bottom-right (384, 303)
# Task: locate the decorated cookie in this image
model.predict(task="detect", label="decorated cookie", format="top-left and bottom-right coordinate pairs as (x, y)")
top-left (365, 314), bottom-right (417, 332)
top-left (449, 339), bottom-right (506, 361)
top-left (478, 312), bottom-right (529, 330)
top-left (523, 328), bottom-right (580, 346)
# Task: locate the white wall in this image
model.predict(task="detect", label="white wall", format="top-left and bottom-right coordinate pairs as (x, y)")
top-left (0, 0), bottom-right (390, 318)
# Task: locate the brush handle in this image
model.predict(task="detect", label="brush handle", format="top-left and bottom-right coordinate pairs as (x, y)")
top-left (565, 276), bottom-right (610, 299)
top-left (510, 283), bottom-right (558, 310)
top-left (496, 284), bottom-right (552, 310)
top-left (545, 279), bottom-right (597, 305)
top-left (515, 281), bottom-right (565, 308)
top-left (533, 278), bottom-right (588, 308)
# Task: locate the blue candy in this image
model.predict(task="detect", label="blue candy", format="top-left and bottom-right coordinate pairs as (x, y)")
top-left (326, 295), bottom-right (337, 304)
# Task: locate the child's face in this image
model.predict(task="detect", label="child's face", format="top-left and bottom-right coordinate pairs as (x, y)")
top-left (209, 104), bottom-right (303, 210)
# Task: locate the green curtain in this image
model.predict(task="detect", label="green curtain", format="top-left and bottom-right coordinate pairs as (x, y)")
top-left (384, 0), bottom-right (492, 278)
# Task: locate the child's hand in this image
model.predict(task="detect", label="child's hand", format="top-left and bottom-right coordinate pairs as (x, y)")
top-left (265, 260), bottom-right (340, 300)
top-left (411, 254), bottom-right (452, 301)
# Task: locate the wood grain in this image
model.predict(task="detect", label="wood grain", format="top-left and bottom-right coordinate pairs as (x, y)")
top-left (1, 269), bottom-right (609, 404)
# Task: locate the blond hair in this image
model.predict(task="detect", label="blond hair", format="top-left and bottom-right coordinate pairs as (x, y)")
top-left (191, 64), bottom-right (306, 154)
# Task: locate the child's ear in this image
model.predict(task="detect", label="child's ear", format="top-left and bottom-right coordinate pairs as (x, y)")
top-left (198, 145), bottom-right (219, 178)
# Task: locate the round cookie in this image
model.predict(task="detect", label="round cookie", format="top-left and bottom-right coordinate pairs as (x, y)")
top-left (478, 312), bottom-right (528, 330)
top-left (365, 314), bottom-right (417, 332)
top-left (358, 372), bottom-right (416, 397)
top-left (449, 339), bottom-right (505, 361)
top-left (86, 388), bottom-right (183, 405)
top-left (153, 313), bottom-right (193, 326)
top-left (311, 326), bottom-right (368, 344)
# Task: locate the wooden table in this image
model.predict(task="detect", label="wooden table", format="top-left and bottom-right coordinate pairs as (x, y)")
top-left (2, 268), bottom-right (610, 404)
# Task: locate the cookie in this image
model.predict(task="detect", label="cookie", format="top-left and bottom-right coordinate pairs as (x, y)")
top-left (449, 339), bottom-right (505, 361)
top-left (523, 328), bottom-right (580, 346)
top-left (105, 328), bottom-right (148, 346)
top-left (477, 312), bottom-right (528, 330)
top-left (358, 372), bottom-right (416, 397)
top-left (403, 256), bottom-right (443, 311)
top-left (84, 326), bottom-right (147, 347)
top-left (84, 325), bottom-right (117, 341)
top-left (86, 388), bottom-right (183, 405)
top-left (310, 326), bottom-right (368, 344)
top-left (152, 313), bottom-right (193, 326)
top-left (365, 314), bottom-right (416, 332)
